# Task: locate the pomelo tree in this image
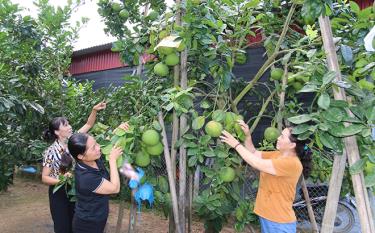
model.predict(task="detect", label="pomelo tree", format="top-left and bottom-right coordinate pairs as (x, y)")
top-left (0, 0), bottom-right (92, 191)
top-left (96, 0), bottom-right (375, 232)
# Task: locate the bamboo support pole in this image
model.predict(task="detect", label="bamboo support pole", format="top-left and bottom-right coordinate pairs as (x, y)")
top-left (319, 16), bottom-right (375, 233)
top-left (159, 112), bottom-right (182, 233)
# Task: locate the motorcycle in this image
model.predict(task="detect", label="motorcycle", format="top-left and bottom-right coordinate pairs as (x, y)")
top-left (293, 184), bottom-right (356, 233)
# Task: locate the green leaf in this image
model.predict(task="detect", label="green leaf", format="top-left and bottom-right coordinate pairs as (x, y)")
top-left (298, 84), bottom-right (319, 93)
top-left (287, 114), bottom-right (312, 124)
top-left (200, 100), bottom-right (211, 109)
top-left (328, 124), bottom-right (345, 137)
top-left (358, 6), bottom-right (372, 20)
top-left (203, 149), bottom-right (216, 157)
top-left (292, 124), bottom-right (311, 134)
top-left (365, 173), bottom-right (375, 187)
top-left (361, 128), bottom-right (371, 138)
top-left (368, 155), bottom-right (375, 164)
top-left (245, 0), bottom-right (260, 8)
top-left (175, 138), bottom-right (184, 148)
top-left (358, 62), bottom-right (375, 74)
top-left (350, 105), bottom-right (365, 120)
top-left (114, 128), bottom-right (126, 136)
top-left (322, 107), bottom-right (345, 122)
top-left (282, 52), bottom-right (292, 65)
top-left (334, 124), bottom-right (364, 137)
top-left (349, 1), bottom-right (360, 14)
top-left (183, 134), bottom-right (196, 140)
top-left (217, 150), bottom-right (228, 158)
top-left (318, 122), bottom-right (329, 131)
top-left (306, 49), bottom-right (317, 58)
top-left (319, 131), bottom-right (335, 150)
top-left (186, 141), bottom-right (198, 148)
top-left (229, 157), bottom-right (241, 164)
top-left (199, 135), bottom-right (212, 145)
top-left (101, 144), bottom-right (113, 155)
top-left (330, 100), bottom-right (348, 108)
top-left (153, 121), bottom-right (162, 131)
top-left (315, 133), bottom-right (324, 149)
top-left (365, 106), bottom-right (375, 121)
top-left (115, 137), bottom-right (127, 149)
top-left (53, 183), bottom-right (65, 193)
top-left (340, 45), bottom-right (353, 66)
top-left (341, 116), bottom-right (362, 123)
top-left (188, 156), bottom-right (198, 167)
top-left (318, 93), bottom-right (330, 110)
top-left (111, 135), bottom-right (120, 144)
top-left (187, 148), bottom-right (199, 156)
top-left (212, 110), bottom-right (225, 122)
top-left (298, 131), bottom-right (313, 140)
top-left (323, 71), bottom-right (336, 86)
top-left (192, 116), bottom-right (205, 130)
top-left (349, 159), bottom-right (365, 175)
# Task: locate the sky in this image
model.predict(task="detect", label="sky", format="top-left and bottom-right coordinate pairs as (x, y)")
top-left (11, 0), bottom-right (174, 51)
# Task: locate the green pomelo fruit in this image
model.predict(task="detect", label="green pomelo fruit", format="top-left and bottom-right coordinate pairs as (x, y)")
top-left (154, 62), bottom-right (169, 76)
top-left (205, 121), bottom-right (223, 137)
top-left (142, 129), bottom-right (160, 146)
top-left (270, 68), bottom-right (283, 81)
top-left (119, 9), bottom-right (129, 19)
top-left (165, 53), bottom-right (180, 66)
top-left (146, 142), bottom-right (164, 156)
top-left (158, 46), bottom-right (174, 55)
top-left (264, 127), bottom-right (280, 142)
top-left (219, 167), bottom-right (235, 182)
top-left (135, 151), bottom-right (151, 167)
top-left (111, 3), bottom-right (122, 12)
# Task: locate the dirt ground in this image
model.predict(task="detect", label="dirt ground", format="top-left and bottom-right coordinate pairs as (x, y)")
top-left (0, 176), bottom-right (239, 233)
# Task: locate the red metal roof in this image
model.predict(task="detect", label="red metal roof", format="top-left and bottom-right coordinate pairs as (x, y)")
top-left (69, 50), bottom-right (124, 75)
top-left (354, 0), bottom-right (373, 9)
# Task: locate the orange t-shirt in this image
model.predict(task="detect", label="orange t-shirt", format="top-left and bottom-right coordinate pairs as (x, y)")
top-left (253, 151), bottom-right (302, 223)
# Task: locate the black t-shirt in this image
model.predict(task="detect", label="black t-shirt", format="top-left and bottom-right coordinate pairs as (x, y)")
top-left (74, 157), bottom-right (110, 221)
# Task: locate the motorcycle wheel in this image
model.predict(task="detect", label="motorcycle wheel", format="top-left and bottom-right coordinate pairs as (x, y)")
top-left (315, 202), bottom-right (355, 233)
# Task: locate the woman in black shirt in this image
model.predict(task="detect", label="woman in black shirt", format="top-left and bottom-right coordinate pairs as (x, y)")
top-left (68, 122), bottom-right (130, 233)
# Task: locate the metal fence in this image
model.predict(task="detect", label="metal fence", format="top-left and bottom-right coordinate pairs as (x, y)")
top-left (153, 154), bottom-right (358, 233)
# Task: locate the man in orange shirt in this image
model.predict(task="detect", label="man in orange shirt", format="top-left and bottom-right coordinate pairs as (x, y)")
top-left (220, 120), bottom-right (312, 233)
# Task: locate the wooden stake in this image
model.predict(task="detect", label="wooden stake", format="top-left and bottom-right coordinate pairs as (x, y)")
top-left (301, 177), bottom-right (319, 233)
top-left (318, 16), bottom-right (375, 233)
top-left (127, 191), bottom-right (138, 233)
top-left (159, 112), bottom-right (182, 233)
top-left (169, 1), bottom-right (182, 230)
top-left (179, 48), bottom-right (188, 233)
top-left (115, 177), bottom-right (128, 233)
top-left (193, 166), bottom-right (200, 198)
top-left (188, 174), bottom-right (193, 233)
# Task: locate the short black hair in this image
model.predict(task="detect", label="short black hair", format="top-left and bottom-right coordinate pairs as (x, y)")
top-left (68, 133), bottom-right (89, 161)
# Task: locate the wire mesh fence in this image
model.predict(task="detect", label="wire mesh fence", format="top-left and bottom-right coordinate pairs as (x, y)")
top-left (153, 155), bottom-right (358, 233)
